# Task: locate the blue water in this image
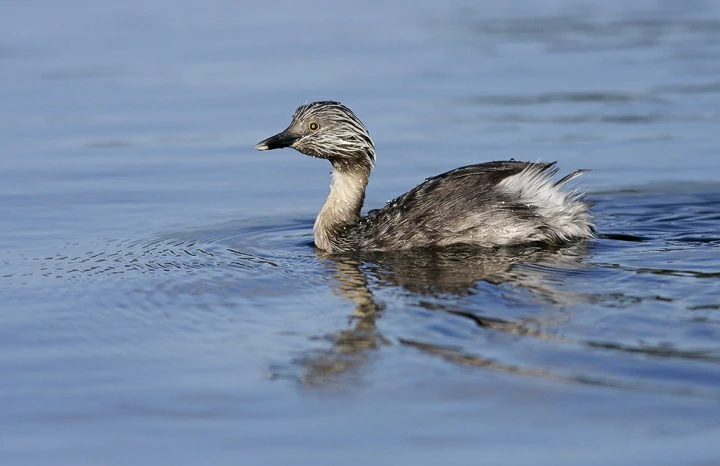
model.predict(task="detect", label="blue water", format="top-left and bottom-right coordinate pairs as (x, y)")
top-left (2, 1), bottom-right (720, 464)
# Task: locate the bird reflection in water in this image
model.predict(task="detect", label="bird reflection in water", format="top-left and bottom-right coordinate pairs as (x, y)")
top-left (297, 243), bottom-right (591, 387)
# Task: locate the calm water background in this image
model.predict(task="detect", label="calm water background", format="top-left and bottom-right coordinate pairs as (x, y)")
top-left (2, 0), bottom-right (720, 464)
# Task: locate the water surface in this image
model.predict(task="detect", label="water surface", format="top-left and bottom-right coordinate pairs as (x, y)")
top-left (2, 1), bottom-right (720, 464)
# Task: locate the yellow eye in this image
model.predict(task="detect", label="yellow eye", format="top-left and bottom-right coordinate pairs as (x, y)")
top-left (308, 122), bottom-right (319, 132)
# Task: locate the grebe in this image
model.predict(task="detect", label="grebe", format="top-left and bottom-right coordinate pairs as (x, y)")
top-left (255, 101), bottom-right (594, 253)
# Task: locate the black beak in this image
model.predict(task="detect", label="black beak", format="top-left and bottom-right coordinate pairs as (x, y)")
top-left (254, 128), bottom-right (300, 151)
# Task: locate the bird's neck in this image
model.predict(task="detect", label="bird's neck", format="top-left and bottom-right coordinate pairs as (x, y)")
top-left (314, 163), bottom-right (371, 252)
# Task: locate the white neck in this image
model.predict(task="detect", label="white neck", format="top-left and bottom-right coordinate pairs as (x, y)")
top-left (314, 167), bottom-right (369, 251)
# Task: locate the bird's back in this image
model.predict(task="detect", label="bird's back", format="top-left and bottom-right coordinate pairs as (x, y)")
top-left (342, 161), bottom-right (593, 251)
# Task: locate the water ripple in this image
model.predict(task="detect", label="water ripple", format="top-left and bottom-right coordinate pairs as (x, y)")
top-left (2, 189), bottom-right (719, 399)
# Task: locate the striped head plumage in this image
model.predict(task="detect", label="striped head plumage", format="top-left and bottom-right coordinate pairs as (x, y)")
top-left (255, 101), bottom-right (375, 171)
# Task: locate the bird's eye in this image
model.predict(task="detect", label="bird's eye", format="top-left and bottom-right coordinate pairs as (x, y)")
top-left (308, 122), bottom-right (320, 132)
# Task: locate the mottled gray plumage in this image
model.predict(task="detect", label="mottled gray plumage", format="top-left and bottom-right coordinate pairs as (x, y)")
top-left (255, 101), bottom-right (595, 253)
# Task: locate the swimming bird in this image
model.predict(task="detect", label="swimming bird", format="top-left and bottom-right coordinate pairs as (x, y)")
top-left (255, 101), bottom-right (594, 253)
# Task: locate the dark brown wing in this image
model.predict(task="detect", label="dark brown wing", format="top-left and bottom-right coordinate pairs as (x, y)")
top-left (351, 161), bottom-right (556, 249)
top-left (422, 161), bottom-right (556, 186)
top-left (379, 161), bottom-right (556, 213)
